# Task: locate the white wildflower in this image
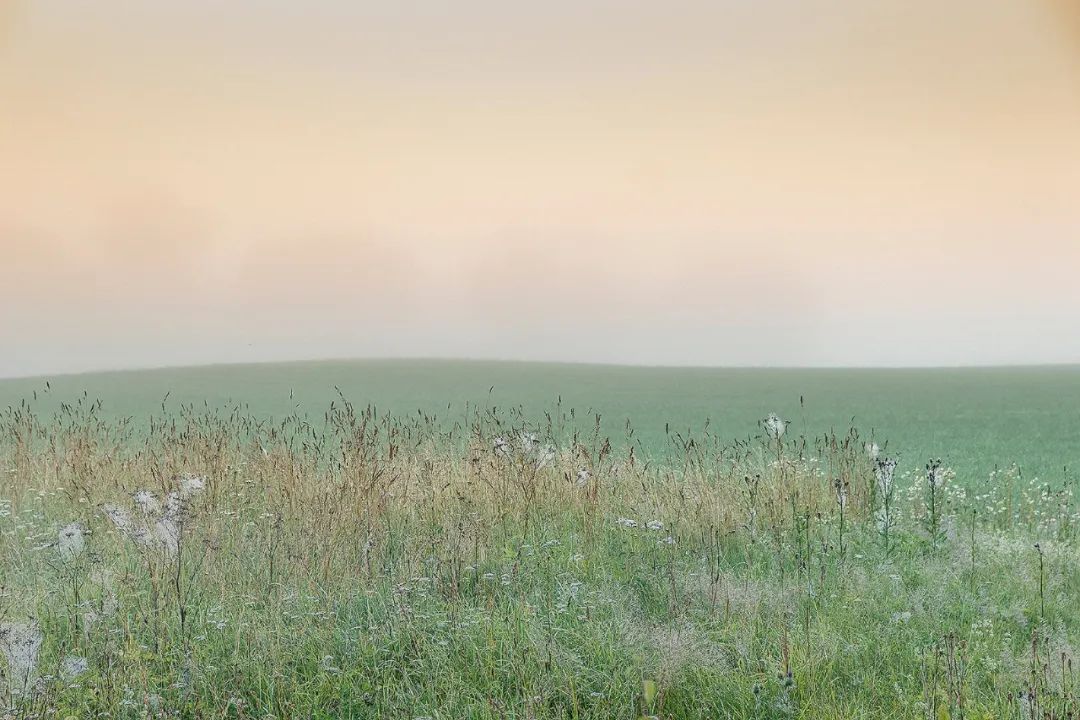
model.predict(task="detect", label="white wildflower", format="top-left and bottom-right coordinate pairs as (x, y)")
top-left (576, 468), bottom-right (591, 487)
top-left (646, 520), bottom-right (664, 531)
top-left (616, 517), bottom-right (638, 528)
top-left (658, 535), bottom-right (676, 545)
top-left (0, 620), bottom-right (44, 697)
top-left (57, 522), bottom-right (86, 560)
top-left (865, 442), bottom-right (880, 460)
top-left (518, 432), bottom-right (538, 455)
top-left (493, 437), bottom-right (510, 457)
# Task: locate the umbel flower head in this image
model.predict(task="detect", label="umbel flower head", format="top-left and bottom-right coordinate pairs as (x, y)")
top-left (761, 413), bottom-right (788, 440)
top-left (865, 442), bottom-right (880, 460)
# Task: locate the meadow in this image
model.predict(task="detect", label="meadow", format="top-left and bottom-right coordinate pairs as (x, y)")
top-left (1, 359), bottom-right (1078, 482)
top-left (1, 360), bottom-right (1080, 718)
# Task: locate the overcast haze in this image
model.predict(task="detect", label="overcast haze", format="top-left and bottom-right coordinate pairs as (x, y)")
top-left (2, 0), bottom-right (1080, 378)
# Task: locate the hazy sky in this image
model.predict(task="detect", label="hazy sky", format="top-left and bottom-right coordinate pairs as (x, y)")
top-left (2, 0), bottom-right (1079, 377)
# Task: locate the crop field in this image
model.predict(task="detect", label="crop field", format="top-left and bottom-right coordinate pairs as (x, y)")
top-left (1, 360), bottom-right (1080, 718)
top-left (1, 360), bottom-right (1078, 483)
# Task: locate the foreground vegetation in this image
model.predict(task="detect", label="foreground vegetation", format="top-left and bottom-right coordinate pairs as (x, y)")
top-left (1, 394), bottom-right (1078, 718)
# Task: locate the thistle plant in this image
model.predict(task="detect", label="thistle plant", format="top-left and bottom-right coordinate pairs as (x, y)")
top-left (875, 457), bottom-right (898, 554)
top-left (925, 459), bottom-right (945, 546)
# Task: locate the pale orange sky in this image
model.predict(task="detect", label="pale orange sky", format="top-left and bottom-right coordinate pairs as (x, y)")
top-left (2, 0), bottom-right (1079, 376)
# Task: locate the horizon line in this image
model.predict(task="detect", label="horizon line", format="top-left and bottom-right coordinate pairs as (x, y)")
top-left (3, 355), bottom-right (1080, 382)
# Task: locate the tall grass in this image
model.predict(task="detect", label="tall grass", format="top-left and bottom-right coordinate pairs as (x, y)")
top-left (1, 394), bottom-right (1078, 718)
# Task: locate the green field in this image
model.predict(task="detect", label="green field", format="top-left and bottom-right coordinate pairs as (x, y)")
top-left (2, 359), bottom-right (1078, 481)
top-left (3, 360), bottom-right (1080, 718)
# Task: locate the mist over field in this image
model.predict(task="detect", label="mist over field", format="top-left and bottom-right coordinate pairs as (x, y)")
top-left (3, 0), bottom-right (1080, 717)
top-left (3, 0), bottom-right (1080, 376)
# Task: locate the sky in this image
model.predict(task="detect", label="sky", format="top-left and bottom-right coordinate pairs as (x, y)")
top-left (2, 0), bottom-right (1079, 377)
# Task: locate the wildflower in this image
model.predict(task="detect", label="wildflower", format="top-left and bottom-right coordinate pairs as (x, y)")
top-left (519, 432), bottom-right (538, 455)
top-left (576, 468), bottom-right (591, 487)
top-left (926, 459), bottom-right (945, 489)
top-left (865, 442), bottom-right (880, 460)
top-left (834, 478), bottom-right (848, 509)
top-left (875, 458), bottom-right (897, 497)
top-left (761, 413), bottom-right (788, 440)
top-left (658, 535), bottom-right (676, 545)
top-left (57, 522), bottom-right (86, 560)
top-left (0, 620), bottom-right (44, 697)
top-left (616, 517), bottom-right (638, 528)
top-left (493, 436), bottom-right (510, 457)
top-left (646, 520), bottom-right (664, 531)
